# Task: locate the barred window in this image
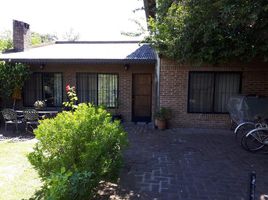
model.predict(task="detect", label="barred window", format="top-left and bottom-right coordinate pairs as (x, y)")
top-left (77, 73), bottom-right (118, 108)
top-left (23, 73), bottom-right (63, 107)
top-left (188, 72), bottom-right (241, 113)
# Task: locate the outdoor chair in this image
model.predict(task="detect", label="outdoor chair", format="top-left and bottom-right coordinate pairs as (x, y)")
top-left (2, 108), bottom-right (23, 132)
top-left (23, 109), bottom-right (40, 133)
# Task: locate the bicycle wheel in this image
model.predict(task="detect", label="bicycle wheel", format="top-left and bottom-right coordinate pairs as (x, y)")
top-left (244, 129), bottom-right (266, 152)
top-left (235, 122), bottom-right (255, 144)
top-left (258, 134), bottom-right (268, 154)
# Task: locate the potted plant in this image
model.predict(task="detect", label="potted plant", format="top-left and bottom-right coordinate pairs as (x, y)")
top-left (154, 107), bottom-right (172, 130)
top-left (34, 100), bottom-right (46, 110)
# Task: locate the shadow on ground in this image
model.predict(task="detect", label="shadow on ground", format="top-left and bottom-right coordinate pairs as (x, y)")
top-left (0, 126), bottom-right (34, 141)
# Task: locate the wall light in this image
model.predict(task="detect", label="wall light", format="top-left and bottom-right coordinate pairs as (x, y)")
top-left (40, 64), bottom-right (45, 70)
top-left (124, 64), bottom-right (129, 71)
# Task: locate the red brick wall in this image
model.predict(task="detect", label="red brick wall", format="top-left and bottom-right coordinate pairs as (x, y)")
top-left (159, 59), bottom-right (268, 128)
top-left (25, 63), bottom-right (155, 122)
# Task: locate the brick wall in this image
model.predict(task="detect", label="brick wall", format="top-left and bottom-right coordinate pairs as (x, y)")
top-left (13, 20), bottom-right (31, 52)
top-left (28, 63), bottom-right (155, 122)
top-left (159, 58), bottom-right (268, 129)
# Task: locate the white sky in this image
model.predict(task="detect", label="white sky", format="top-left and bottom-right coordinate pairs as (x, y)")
top-left (0, 0), bottom-right (147, 40)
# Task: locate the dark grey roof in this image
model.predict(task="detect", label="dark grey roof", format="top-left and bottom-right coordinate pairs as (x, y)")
top-left (0, 41), bottom-right (156, 64)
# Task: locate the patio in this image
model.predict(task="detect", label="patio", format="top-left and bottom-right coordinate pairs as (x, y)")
top-left (99, 124), bottom-right (268, 200)
top-left (1, 123), bottom-right (268, 200)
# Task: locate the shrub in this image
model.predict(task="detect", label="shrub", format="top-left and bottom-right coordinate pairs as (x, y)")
top-left (0, 62), bottom-right (30, 107)
top-left (28, 103), bottom-right (127, 199)
top-left (154, 107), bottom-right (172, 121)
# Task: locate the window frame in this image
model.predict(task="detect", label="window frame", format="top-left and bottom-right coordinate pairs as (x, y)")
top-left (187, 71), bottom-right (242, 114)
top-left (23, 72), bottom-right (63, 108)
top-left (76, 73), bottom-right (119, 109)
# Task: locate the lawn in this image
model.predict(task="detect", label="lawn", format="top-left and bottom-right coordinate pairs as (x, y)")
top-left (0, 139), bottom-right (42, 200)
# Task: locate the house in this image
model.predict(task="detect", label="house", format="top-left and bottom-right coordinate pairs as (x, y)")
top-left (1, 13), bottom-right (268, 129)
top-left (0, 20), bottom-right (157, 123)
top-left (143, 0), bottom-right (268, 128)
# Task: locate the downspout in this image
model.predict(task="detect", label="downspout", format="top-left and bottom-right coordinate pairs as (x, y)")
top-left (152, 51), bottom-right (160, 128)
top-left (155, 52), bottom-right (160, 110)
top-left (153, 50), bottom-right (161, 115)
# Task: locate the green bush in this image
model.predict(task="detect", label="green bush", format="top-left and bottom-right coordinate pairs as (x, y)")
top-left (28, 103), bottom-right (127, 199)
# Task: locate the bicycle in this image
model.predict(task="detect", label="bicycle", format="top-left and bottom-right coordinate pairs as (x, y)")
top-left (234, 121), bottom-right (256, 143)
top-left (241, 126), bottom-right (268, 153)
top-left (234, 118), bottom-right (268, 147)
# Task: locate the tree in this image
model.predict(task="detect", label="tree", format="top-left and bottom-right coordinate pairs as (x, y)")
top-left (0, 30), bottom-right (58, 51)
top-left (31, 32), bottom-right (58, 46)
top-left (31, 32), bottom-right (42, 46)
top-left (62, 28), bottom-right (80, 41)
top-left (0, 31), bottom-right (13, 52)
top-left (146, 0), bottom-right (268, 64)
top-left (0, 62), bottom-right (31, 107)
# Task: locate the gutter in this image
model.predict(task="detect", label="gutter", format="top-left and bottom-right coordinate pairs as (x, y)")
top-left (0, 58), bottom-right (156, 65)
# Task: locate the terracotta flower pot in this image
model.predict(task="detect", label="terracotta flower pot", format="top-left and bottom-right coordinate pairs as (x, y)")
top-left (155, 119), bottom-right (167, 130)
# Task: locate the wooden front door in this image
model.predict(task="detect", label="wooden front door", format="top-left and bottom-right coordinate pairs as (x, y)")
top-left (132, 74), bottom-right (152, 122)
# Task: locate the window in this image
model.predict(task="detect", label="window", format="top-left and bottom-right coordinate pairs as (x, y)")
top-left (23, 73), bottom-right (63, 107)
top-left (188, 72), bottom-right (241, 113)
top-left (77, 73), bottom-right (118, 108)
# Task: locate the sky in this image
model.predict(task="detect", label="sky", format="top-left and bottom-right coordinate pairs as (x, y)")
top-left (0, 0), bottom-right (147, 41)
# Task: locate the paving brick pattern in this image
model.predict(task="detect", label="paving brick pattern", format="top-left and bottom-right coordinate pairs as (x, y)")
top-left (118, 124), bottom-right (268, 200)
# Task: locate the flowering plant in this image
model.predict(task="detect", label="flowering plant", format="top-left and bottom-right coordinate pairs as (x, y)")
top-left (66, 85), bottom-right (71, 92)
top-left (63, 84), bottom-right (78, 111)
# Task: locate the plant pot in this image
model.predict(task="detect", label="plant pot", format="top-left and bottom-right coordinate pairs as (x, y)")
top-left (34, 106), bottom-right (42, 110)
top-left (155, 119), bottom-right (167, 130)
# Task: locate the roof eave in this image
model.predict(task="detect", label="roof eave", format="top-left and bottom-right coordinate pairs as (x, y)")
top-left (0, 58), bottom-right (156, 65)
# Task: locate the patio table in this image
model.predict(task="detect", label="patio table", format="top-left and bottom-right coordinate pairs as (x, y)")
top-left (16, 110), bottom-right (59, 118)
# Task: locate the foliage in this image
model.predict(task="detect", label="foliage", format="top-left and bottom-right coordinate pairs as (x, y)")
top-left (0, 31), bottom-right (57, 51)
top-left (28, 103), bottom-right (128, 199)
top-left (146, 0), bottom-right (268, 64)
top-left (0, 30), bottom-right (13, 52)
top-left (31, 32), bottom-right (58, 46)
top-left (30, 168), bottom-right (93, 200)
top-left (63, 84), bottom-right (78, 111)
top-left (154, 107), bottom-right (172, 120)
top-left (31, 32), bottom-right (42, 46)
top-left (62, 28), bottom-right (80, 41)
top-left (0, 62), bottom-right (31, 100)
top-left (121, 19), bottom-right (147, 37)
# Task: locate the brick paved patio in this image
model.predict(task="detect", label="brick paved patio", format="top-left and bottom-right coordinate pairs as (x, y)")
top-left (103, 124), bottom-right (268, 200)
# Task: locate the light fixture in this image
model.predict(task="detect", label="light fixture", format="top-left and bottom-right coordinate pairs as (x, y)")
top-left (40, 64), bottom-right (45, 70)
top-left (124, 64), bottom-right (129, 71)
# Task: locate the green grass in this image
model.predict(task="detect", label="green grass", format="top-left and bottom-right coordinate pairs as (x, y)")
top-left (0, 139), bottom-right (42, 200)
